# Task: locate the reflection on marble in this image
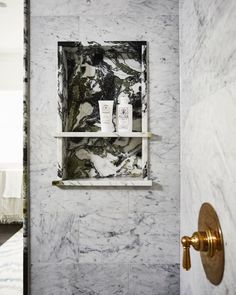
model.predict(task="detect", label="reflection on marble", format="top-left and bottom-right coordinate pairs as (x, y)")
top-left (180, 0), bottom-right (236, 294)
top-left (0, 229), bottom-right (23, 295)
top-left (30, 0), bottom-right (180, 293)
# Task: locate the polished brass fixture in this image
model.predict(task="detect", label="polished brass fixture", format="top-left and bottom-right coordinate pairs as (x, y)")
top-left (181, 203), bottom-right (224, 285)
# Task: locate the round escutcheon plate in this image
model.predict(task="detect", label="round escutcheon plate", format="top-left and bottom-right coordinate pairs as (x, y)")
top-left (198, 203), bottom-right (224, 285)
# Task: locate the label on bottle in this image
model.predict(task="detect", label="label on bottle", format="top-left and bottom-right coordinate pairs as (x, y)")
top-left (102, 104), bottom-right (111, 124)
top-left (118, 106), bottom-right (129, 130)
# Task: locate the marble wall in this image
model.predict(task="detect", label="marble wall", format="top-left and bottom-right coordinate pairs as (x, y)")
top-left (180, 0), bottom-right (236, 294)
top-left (30, 0), bottom-right (180, 294)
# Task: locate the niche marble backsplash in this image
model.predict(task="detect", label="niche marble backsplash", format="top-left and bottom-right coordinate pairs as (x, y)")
top-left (30, 0), bottom-right (180, 294)
top-left (57, 41), bottom-right (146, 180)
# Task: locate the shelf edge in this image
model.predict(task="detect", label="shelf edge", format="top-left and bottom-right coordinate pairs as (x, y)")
top-left (52, 179), bottom-right (153, 187)
top-left (54, 132), bottom-right (152, 138)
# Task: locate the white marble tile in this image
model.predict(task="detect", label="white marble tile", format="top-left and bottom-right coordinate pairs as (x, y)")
top-left (150, 162), bottom-right (179, 189)
top-left (129, 163), bottom-right (179, 214)
top-left (30, 16), bottom-right (80, 171)
top-left (30, 2), bottom-right (180, 293)
top-left (150, 136), bottom-right (179, 165)
top-left (180, 0), bottom-right (236, 293)
top-left (31, 0), bottom-right (179, 17)
top-left (31, 212), bottom-right (80, 264)
top-left (129, 188), bottom-right (179, 215)
top-left (78, 211), bottom-right (179, 264)
top-left (181, 87), bottom-right (236, 294)
top-left (79, 14), bottom-right (179, 49)
top-left (37, 188), bottom-right (129, 217)
top-left (180, 0), bottom-right (236, 125)
top-left (129, 264), bottom-right (179, 295)
top-left (79, 211), bottom-right (131, 263)
top-left (128, 213), bottom-right (179, 264)
top-left (31, 263), bottom-right (129, 295)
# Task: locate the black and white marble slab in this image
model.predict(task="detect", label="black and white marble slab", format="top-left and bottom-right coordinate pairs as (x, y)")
top-left (57, 41), bottom-right (148, 181)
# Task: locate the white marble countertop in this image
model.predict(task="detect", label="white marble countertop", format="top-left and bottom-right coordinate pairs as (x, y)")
top-left (0, 229), bottom-right (23, 295)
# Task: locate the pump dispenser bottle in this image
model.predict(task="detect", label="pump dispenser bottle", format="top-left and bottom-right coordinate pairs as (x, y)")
top-left (116, 96), bottom-right (133, 132)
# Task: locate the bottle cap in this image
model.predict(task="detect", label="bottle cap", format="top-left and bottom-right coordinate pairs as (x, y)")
top-left (119, 96), bottom-right (129, 104)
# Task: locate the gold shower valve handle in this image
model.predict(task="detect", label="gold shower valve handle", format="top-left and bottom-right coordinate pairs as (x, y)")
top-left (181, 232), bottom-right (203, 271)
top-left (181, 230), bottom-right (221, 271)
top-left (181, 236), bottom-right (191, 270)
top-left (181, 203), bottom-right (224, 285)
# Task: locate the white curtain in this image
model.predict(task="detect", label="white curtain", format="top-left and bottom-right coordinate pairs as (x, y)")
top-left (0, 170), bottom-right (23, 223)
top-left (0, 91), bottom-right (23, 223)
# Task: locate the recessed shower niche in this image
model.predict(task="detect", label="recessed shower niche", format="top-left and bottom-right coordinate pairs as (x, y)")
top-left (53, 41), bottom-right (152, 186)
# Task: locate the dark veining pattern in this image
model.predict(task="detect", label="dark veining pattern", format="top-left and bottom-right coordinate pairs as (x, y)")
top-left (58, 41), bottom-right (147, 179)
top-left (65, 137), bottom-right (142, 179)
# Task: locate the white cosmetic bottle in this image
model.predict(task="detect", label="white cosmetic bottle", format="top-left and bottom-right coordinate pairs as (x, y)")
top-left (116, 96), bottom-right (133, 132)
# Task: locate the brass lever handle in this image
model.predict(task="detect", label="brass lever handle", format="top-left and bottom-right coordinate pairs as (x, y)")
top-left (181, 203), bottom-right (224, 285)
top-left (181, 236), bottom-right (191, 270)
top-left (181, 230), bottom-right (221, 271)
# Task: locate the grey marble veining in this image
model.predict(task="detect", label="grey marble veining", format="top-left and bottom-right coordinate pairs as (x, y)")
top-left (180, 0), bottom-right (236, 294)
top-left (31, 212), bottom-right (80, 264)
top-left (128, 213), bottom-right (179, 265)
top-left (129, 264), bottom-right (179, 295)
top-left (31, 263), bottom-right (180, 295)
top-left (30, 0), bottom-right (180, 293)
top-left (31, 0), bottom-right (179, 17)
top-left (31, 263), bottom-right (129, 295)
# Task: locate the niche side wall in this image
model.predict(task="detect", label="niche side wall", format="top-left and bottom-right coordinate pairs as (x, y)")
top-left (180, 0), bottom-right (236, 294)
top-left (30, 1), bottom-right (180, 293)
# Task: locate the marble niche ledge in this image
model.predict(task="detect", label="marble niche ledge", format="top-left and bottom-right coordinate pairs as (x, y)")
top-left (52, 178), bottom-right (153, 187)
top-left (54, 132), bottom-right (152, 138)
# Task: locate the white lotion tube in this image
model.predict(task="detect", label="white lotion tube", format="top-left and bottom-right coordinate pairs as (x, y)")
top-left (98, 100), bottom-right (114, 132)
